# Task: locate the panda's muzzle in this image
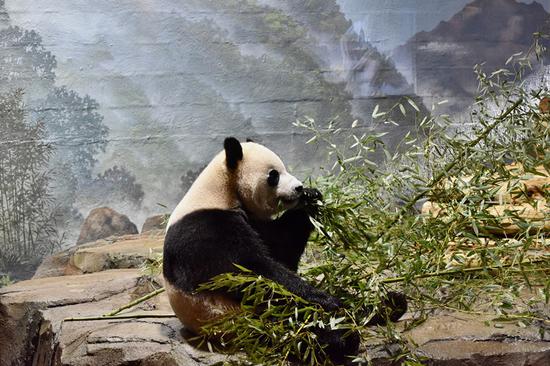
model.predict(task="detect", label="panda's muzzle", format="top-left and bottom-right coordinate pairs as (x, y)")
top-left (279, 185), bottom-right (303, 206)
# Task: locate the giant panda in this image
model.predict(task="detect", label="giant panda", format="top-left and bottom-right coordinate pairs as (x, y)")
top-left (163, 137), bottom-right (406, 363)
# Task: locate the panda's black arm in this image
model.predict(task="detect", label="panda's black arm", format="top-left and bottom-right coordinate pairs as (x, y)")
top-left (250, 208), bottom-right (313, 272)
top-left (243, 253), bottom-right (341, 312)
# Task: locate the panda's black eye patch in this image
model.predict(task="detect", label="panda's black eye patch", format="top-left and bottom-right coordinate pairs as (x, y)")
top-left (267, 169), bottom-right (280, 187)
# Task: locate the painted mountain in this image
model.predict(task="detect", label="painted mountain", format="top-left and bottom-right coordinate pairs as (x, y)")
top-left (392, 0), bottom-right (550, 112)
top-left (0, 0), bottom-right (426, 269)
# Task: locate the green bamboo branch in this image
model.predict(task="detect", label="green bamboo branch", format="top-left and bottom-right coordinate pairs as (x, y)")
top-left (382, 259), bottom-right (548, 284)
top-left (103, 287), bottom-right (165, 317)
top-left (377, 98), bottom-right (524, 242)
top-left (64, 313), bottom-right (175, 322)
top-left (493, 313), bottom-right (550, 325)
top-left (63, 287), bottom-right (169, 322)
top-left (407, 295), bottom-right (550, 325)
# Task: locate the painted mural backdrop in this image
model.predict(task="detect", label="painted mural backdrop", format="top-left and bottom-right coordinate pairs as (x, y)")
top-left (0, 0), bottom-right (549, 277)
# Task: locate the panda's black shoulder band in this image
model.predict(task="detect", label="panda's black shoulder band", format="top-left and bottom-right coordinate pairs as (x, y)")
top-left (224, 137), bottom-right (243, 170)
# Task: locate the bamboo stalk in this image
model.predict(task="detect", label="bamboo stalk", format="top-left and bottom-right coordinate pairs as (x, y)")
top-left (407, 295), bottom-right (550, 325)
top-left (62, 287), bottom-right (169, 323)
top-left (64, 313), bottom-right (176, 322)
top-left (493, 314), bottom-right (550, 325)
top-left (377, 98), bottom-right (524, 242)
top-left (102, 287), bottom-right (166, 317)
top-left (382, 259), bottom-right (549, 284)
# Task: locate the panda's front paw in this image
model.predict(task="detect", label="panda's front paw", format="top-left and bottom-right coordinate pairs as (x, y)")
top-left (302, 187), bottom-right (323, 204)
top-left (299, 187), bottom-right (323, 217)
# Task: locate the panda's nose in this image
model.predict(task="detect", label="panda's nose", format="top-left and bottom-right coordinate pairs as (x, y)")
top-left (295, 185), bottom-right (303, 194)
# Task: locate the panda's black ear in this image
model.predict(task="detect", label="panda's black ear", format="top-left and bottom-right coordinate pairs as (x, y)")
top-left (224, 137), bottom-right (243, 170)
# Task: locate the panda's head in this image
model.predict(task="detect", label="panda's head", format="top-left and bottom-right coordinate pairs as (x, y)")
top-left (224, 137), bottom-right (303, 219)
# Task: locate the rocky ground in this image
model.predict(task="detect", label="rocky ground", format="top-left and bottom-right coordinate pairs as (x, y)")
top-left (0, 208), bottom-right (549, 365)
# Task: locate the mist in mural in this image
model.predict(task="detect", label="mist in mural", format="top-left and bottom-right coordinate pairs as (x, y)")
top-left (0, 0), bottom-right (548, 278)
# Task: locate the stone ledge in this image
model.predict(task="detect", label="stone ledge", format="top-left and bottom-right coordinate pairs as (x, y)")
top-left (34, 232), bottom-right (164, 279)
top-left (0, 269), bottom-right (228, 366)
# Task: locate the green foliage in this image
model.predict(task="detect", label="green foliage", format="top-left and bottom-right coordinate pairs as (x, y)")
top-left (197, 36), bottom-right (550, 365)
top-left (0, 274), bottom-right (12, 288)
top-left (198, 268), bottom-right (356, 366)
top-left (141, 251), bottom-right (164, 277)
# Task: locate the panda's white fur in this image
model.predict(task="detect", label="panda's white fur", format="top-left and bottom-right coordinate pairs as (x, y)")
top-left (167, 141), bottom-right (302, 227)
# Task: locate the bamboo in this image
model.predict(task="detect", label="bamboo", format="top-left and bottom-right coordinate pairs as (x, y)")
top-left (64, 313), bottom-right (176, 322)
top-left (377, 98), bottom-right (524, 242)
top-left (102, 287), bottom-right (166, 317)
top-left (382, 259), bottom-right (548, 284)
top-left (61, 287), bottom-right (169, 323)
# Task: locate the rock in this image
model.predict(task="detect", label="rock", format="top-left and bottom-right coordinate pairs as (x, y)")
top-left (33, 247), bottom-right (81, 279)
top-left (487, 201), bottom-right (550, 235)
top-left (34, 232), bottom-right (164, 279)
top-left (0, 270), bottom-right (146, 366)
top-left (0, 270), bottom-right (228, 366)
top-left (141, 214), bottom-right (168, 233)
top-left (409, 313), bottom-right (550, 365)
top-left (77, 207), bottom-right (138, 245)
top-left (367, 312), bottom-right (550, 365)
top-left (70, 233), bottom-right (164, 274)
top-left (6, 214), bottom-right (549, 365)
top-left (443, 237), bottom-right (549, 268)
top-left (0, 303), bottom-right (17, 366)
top-left (2, 270), bottom-right (550, 365)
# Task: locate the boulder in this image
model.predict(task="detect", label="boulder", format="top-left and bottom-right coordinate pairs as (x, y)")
top-left (77, 207), bottom-right (138, 245)
top-left (34, 232), bottom-right (164, 279)
top-left (0, 303), bottom-right (16, 366)
top-left (444, 237), bottom-right (549, 268)
top-left (70, 234), bottom-right (164, 274)
top-left (412, 312), bottom-right (550, 365)
top-left (366, 312), bottom-right (550, 365)
top-left (32, 247), bottom-right (81, 279)
top-left (6, 204), bottom-right (547, 365)
top-left (0, 270), bottom-right (228, 366)
top-left (141, 214), bottom-right (168, 233)
top-left (3, 270), bottom-right (549, 365)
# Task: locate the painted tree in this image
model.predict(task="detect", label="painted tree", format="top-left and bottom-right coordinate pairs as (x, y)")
top-left (0, 26), bottom-right (56, 98)
top-left (0, 90), bottom-right (59, 269)
top-left (74, 165), bottom-right (145, 219)
top-left (39, 86), bottom-right (109, 182)
top-left (0, 19), bottom-right (112, 249)
top-left (0, 0), bottom-right (8, 25)
top-left (94, 166), bottom-right (145, 208)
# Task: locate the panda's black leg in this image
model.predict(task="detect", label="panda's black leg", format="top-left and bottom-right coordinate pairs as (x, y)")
top-left (363, 291), bottom-right (408, 325)
top-left (313, 328), bottom-right (360, 365)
